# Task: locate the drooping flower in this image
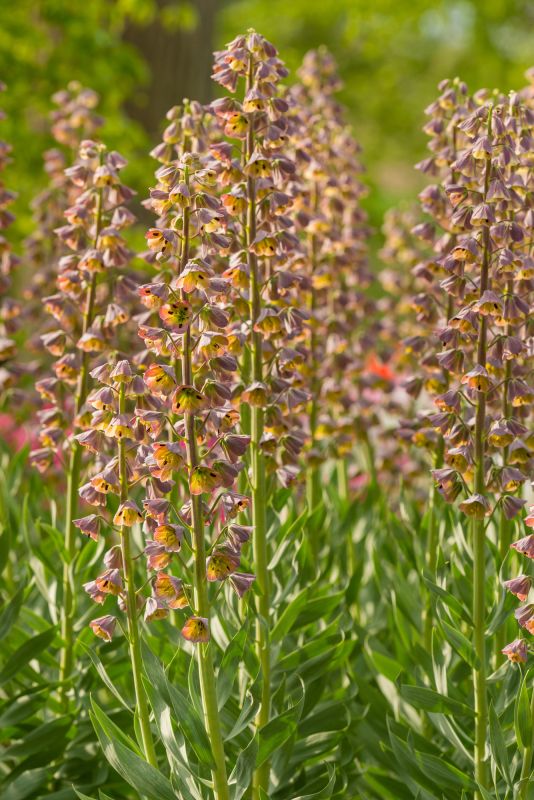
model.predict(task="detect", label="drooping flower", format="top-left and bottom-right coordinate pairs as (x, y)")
top-left (89, 614), bottom-right (117, 642)
top-left (181, 616), bottom-right (210, 643)
top-left (501, 638), bottom-right (528, 664)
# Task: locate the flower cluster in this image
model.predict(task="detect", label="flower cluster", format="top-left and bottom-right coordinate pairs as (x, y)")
top-left (211, 30), bottom-right (309, 488)
top-left (30, 139), bottom-right (136, 475)
top-left (24, 84), bottom-right (103, 339)
top-left (288, 48), bottom-right (372, 494)
top-left (387, 82), bottom-right (474, 465)
top-left (0, 83), bottom-right (20, 396)
top-left (398, 78), bottom-right (533, 526)
top-left (82, 93), bottom-right (255, 646)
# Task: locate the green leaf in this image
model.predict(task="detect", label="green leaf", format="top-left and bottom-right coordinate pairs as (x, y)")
top-left (217, 622), bottom-right (248, 710)
top-left (365, 643), bottom-right (403, 682)
top-left (441, 620), bottom-right (479, 670)
top-left (293, 589), bottom-right (346, 630)
top-left (423, 577), bottom-right (471, 623)
top-left (74, 792), bottom-right (98, 800)
top-left (426, 713), bottom-right (473, 763)
top-left (489, 702), bottom-right (511, 787)
top-left (90, 698), bottom-right (142, 755)
top-left (81, 642), bottom-right (131, 712)
top-left (37, 520), bottom-right (69, 561)
top-left (142, 677), bottom-right (201, 800)
top-left (269, 508), bottom-right (308, 570)
top-left (0, 583), bottom-right (26, 640)
top-left (271, 587), bottom-right (309, 643)
top-left (475, 784), bottom-right (496, 800)
top-left (0, 626), bottom-right (57, 685)
top-left (515, 671), bottom-right (532, 750)
top-left (225, 678), bottom-right (261, 742)
top-left (4, 716), bottom-right (72, 759)
top-left (142, 643), bottom-right (214, 768)
top-left (298, 702), bottom-right (350, 736)
top-left (90, 702), bottom-right (176, 800)
top-left (3, 768), bottom-right (49, 800)
top-left (229, 733), bottom-right (258, 800)
top-left (0, 685), bottom-right (51, 727)
top-left (400, 685), bottom-right (473, 717)
top-left (272, 487), bottom-right (292, 513)
top-left (257, 683), bottom-right (304, 768)
top-left (412, 749), bottom-right (474, 790)
top-left (291, 766), bottom-right (336, 799)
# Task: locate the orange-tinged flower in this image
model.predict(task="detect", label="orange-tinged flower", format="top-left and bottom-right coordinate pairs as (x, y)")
top-left (154, 572), bottom-right (188, 609)
top-left (171, 385), bottom-right (208, 414)
top-left (501, 638), bottom-right (527, 664)
top-left (95, 569), bottom-right (123, 596)
top-left (144, 596), bottom-right (169, 622)
top-left (144, 363), bottom-right (176, 396)
top-left (105, 414), bottom-right (135, 440)
top-left (145, 540), bottom-right (172, 571)
top-left (154, 523), bottom-right (184, 552)
top-left (181, 616), bottom-right (209, 643)
top-left (206, 548), bottom-right (240, 582)
top-left (189, 466), bottom-right (221, 495)
top-left (159, 299), bottom-right (191, 333)
top-left (503, 575), bottom-right (531, 602)
top-left (90, 615), bottom-right (116, 642)
top-left (459, 494), bottom-right (491, 519)
top-left (114, 500), bottom-right (143, 527)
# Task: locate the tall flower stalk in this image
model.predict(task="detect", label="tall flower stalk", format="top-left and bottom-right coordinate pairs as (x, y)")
top-left (133, 96), bottom-right (257, 797)
top-left (59, 152), bottom-right (104, 692)
top-left (289, 48), bottom-right (370, 542)
top-left (244, 57), bottom-right (271, 791)
top-left (117, 372), bottom-right (158, 766)
top-left (211, 32), bottom-right (309, 796)
top-left (401, 79), bottom-right (533, 792)
top-left (30, 138), bottom-right (136, 700)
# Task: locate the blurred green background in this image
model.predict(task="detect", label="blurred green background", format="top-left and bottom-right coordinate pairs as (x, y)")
top-left (1, 0), bottom-right (532, 240)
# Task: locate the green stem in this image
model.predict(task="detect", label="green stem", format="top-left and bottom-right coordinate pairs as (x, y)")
top-left (423, 441), bottom-right (444, 653)
top-left (59, 177), bottom-right (103, 701)
top-left (519, 682), bottom-right (534, 799)
top-left (177, 166), bottom-right (228, 796)
top-left (472, 119), bottom-right (492, 794)
top-left (306, 183), bottom-right (321, 558)
top-left (337, 459), bottom-right (349, 504)
top-left (182, 348), bottom-right (229, 800)
top-left (118, 382), bottom-right (158, 767)
top-left (495, 279), bottom-right (513, 663)
top-left (245, 57), bottom-right (271, 800)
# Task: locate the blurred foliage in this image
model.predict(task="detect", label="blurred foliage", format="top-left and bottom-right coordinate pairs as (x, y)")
top-left (0, 1), bottom-right (149, 240)
top-left (0, 0), bottom-right (532, 243)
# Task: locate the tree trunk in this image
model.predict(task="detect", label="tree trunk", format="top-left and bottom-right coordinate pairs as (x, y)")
top-left (123, 0), bottom-right (217, 138)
